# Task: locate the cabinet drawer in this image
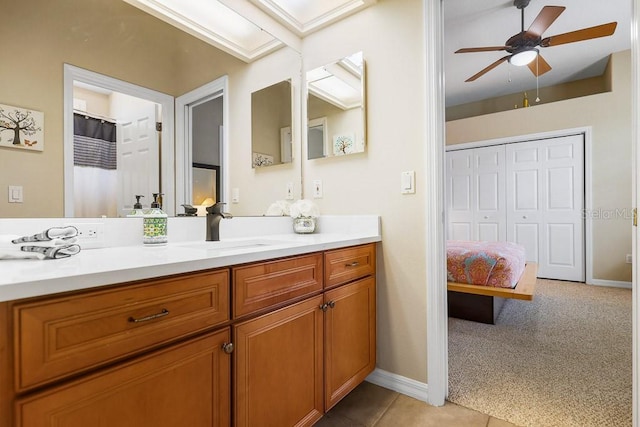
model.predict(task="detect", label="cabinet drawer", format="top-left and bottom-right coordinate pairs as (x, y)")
top-left (324, 244), bottom-right (376, 288)
top-left (232, 253), bottom-right (323, 318)
top-left (14, 269), bottom-right (230, 391)
top-left (16, 329), bottom-right (231, 427)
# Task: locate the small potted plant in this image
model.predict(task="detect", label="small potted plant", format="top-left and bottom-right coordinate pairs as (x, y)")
top-left (289, 199), bottom-right (320, 233)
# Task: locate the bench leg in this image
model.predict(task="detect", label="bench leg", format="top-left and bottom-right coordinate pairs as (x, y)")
top-left (447, 291), bottom-right (506, 324)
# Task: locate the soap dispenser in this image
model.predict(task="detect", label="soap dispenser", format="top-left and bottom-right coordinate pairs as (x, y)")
top-left (143, 193), bottom-right (168, 245)
top-left (127, 195), bottom-right (145, 217)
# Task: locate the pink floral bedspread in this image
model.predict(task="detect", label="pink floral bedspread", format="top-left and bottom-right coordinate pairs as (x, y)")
top-left (447, 240), bottom-right (526, 288)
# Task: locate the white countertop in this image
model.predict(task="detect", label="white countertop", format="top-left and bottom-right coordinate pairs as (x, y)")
top-left (0, 216), bottom-right (381, 302)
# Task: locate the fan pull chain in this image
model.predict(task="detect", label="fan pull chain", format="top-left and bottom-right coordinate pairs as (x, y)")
top-left (508, 66), bottom-right (512, 83)
top-left (535, 55), bottom-right (541, 103)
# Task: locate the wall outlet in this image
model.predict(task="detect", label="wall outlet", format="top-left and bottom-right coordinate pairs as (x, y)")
top-left (313, 180), bottom-right (323, 198)
top-left (68, 222), bottom-right (105, 249)
top-left (626, 254), bottom-right (633, 264)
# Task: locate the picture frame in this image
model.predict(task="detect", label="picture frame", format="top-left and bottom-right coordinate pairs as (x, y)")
top-left (0, 103), bottom-right (44, 151)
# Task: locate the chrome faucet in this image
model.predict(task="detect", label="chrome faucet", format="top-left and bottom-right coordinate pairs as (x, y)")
top-left (206, 202), bottom-right (232, 241)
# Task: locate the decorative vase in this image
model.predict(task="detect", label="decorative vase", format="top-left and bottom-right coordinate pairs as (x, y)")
top-left (293, 217), bottom-right (316, 234)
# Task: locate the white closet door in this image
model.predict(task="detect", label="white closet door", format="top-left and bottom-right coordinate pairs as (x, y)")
top-left (506, 134), bottom-right (584, 281)
top-left (446, 149), bottom-right (474, 240)
top-left (474, 145), bottom-right (506, 242)
top-left (446, 146), bottom-right (505, 241)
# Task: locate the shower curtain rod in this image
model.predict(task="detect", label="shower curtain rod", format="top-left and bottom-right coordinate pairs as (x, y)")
top-left (73, 109), bottom-right (117, 124)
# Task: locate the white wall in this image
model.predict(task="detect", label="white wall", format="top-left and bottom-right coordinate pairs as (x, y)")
top-left (227, 47), bottom-right (302, 215)
top-left (447, 50), bottom-right (632, 283)
top-left (302, 0), bottom-right (428, 382)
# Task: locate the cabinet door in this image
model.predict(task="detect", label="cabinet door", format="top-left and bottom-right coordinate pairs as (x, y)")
top-left (234, 296), bottom-right (324, 427)
top-left (324, 277), bottom-right (376, 411)
top-left (16, 329), bottom-right (231, 427)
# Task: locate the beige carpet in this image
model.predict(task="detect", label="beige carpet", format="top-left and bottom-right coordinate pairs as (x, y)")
top-left (448, 279), bottom-right (632, 427)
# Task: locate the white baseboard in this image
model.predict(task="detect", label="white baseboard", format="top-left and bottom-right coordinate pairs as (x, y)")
top-left (366, 368), bottom-right (430, 403)
top-left (588, 279), bottom-right (632, 289)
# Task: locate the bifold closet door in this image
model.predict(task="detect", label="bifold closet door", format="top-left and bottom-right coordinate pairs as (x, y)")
top-left (505, 135), bottom-right (585, 281)
top-left (446, 146), bottom-right (505, 242)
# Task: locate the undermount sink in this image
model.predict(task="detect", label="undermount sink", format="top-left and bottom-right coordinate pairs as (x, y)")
top-left (177, 239), bottom-right (280, 252)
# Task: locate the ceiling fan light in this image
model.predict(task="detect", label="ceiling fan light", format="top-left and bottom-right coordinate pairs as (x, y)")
top-left (509, 49), bottom-right (538, 66)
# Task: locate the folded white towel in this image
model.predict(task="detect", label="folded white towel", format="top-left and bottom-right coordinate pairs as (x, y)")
top-left (0, 233), bottom-right (81, 260)
top-left (11, 226), bottom-right (78, 243)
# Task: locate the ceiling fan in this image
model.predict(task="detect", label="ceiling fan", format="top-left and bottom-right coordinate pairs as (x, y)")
top-left (455, 0), bottom-right (617, 82)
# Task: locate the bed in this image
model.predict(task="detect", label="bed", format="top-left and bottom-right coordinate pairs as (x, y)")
top-left (446, 240), bottom-right (538, 324)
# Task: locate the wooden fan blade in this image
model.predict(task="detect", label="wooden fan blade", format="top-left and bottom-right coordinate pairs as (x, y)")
top-left (527, 6), bottom-right (565, 37)
top-left (465, 56), bottom-right (510, 82)
top-left (527, 54), bottom-right (552, 77)
top-left (542, 22), bottom-right (617, 46)
top-left (455, 46), bottom-right (510, 53)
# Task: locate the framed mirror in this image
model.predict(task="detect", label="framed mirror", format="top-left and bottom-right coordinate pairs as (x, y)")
top-left (251, 79), bottom-right (293, 168)
top-left (306, 52), bottom-right (366, 160)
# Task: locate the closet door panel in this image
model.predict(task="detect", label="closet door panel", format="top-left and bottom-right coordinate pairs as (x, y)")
top-left (474, 146), bottom-right (506, 241)
top-left (446, 150), bottom-right (475, 241)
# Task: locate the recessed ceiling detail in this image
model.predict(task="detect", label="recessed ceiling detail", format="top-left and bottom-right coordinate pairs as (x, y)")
top-left (249, 0), bottom-right (377, 36)
top-left (122, 0), bottom-right (284, 62)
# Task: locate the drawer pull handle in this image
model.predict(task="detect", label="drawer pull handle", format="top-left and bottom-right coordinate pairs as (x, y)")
top-left (222, 342), bottom-right (234, 354)
top-left (128, 309), bottom-right (169, 323)
top-left (345, 261), bottom-right (360, 267)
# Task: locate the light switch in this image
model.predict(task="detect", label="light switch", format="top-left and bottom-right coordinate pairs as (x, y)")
top-left (231, 188), bottom-right (240, 203)
top-left (313, 180), bottom-right (323, 198)
top-left (286, 182), bottom-right (294, 200)
top-left (8, 185), bottom-right (23, 203)
top-left (401, 171), bottom-right (415, 194)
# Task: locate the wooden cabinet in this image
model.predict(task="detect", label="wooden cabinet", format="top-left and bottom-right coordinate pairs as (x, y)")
top-left (16, 329), bottom-right (231, 427)
top-left (233, 296), bottom-right (324, 427)
top-left (323, 277), bottom-right (376, 411)
top-left (2, 243), bottom-right (376, 427)
top-left (233, 243), bottom-right (377, 425)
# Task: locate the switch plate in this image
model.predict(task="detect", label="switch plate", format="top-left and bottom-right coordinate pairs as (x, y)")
top-left (8, 185), bottom-right (23, 203)
top-left (313, 180), bottom-right (323, 198)
top-left (286, 182), bottom-right (294, 200)
top-left (401, 171), bottom-right (415, 194)
top-left (231, 188), bottom-right (240, 203)
top-left (626, 254), bottom-right (633, 264)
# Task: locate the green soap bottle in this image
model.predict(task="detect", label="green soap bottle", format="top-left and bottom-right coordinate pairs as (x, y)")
top-left (143, 193), bottom-right (168, 245)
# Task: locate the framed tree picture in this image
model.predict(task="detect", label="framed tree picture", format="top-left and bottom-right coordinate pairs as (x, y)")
top-left (0, 103), bottom-right (44, 151)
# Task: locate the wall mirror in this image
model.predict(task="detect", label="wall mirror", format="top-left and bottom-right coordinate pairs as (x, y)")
top-left (306, 51), bottom-right (366, 160)
top-left (251, 79), bottom-right (293, 168)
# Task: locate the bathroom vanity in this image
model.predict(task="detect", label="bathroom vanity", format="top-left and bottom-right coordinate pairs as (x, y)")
top-left (0, 216), bottom-right (380, 427)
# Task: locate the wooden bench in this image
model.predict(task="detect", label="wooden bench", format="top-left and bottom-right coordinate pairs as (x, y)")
top-left (447, 262), bottom-right (538, 324)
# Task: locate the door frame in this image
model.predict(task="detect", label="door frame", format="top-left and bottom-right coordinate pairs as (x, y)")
top-left (425, 2), bottom-right (640, 425)
top-left (63, 64), bottom-right (175, 217)
top-left (445, 128), bottom-right (594, 286)
top-left (175, 76), bottom-right (229, 213)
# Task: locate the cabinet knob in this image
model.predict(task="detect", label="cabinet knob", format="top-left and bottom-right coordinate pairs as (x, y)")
top-left (483, 216), bottom-right (489, 219)
top-left (221, 342), bottom-right (234, 354)
top-left (319, 303), bottom-right (329, 312)
top-left (327, 300), bottom-right (336, 309)
top-left (522, 215), bottom-right (528, 219)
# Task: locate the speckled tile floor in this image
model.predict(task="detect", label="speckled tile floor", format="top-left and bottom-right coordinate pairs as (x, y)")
top-left (315, 382), bottom-right (519, 427)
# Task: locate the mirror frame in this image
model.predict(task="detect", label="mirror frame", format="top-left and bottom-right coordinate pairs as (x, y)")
top-left (175, 76), bottom-right (229, 213)
top-left (63, 64), bottom-right (176, 217)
